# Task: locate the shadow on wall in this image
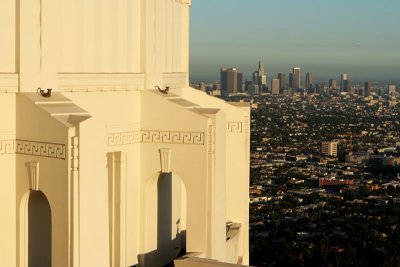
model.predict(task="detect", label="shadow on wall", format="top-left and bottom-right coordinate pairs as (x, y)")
top-left (139, 173), bottom-right (187, 267)
top-left (28, 191), bottom-right (52, 267)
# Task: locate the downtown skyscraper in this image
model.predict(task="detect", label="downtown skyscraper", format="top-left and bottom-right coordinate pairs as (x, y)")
top-left (305, 72), bottom-right (313, 90)
top-left (252, 61), bottom-right (267, 88)
top-left (364, 81), bottom-right (372, 97)
top-left (329, 79), bottom-right (337, 90)
top-left (341, 73), bottom-right (349, 92)
top-left (278, 73), bottom-right (286, 92)
top-left (271, 79), bottom-right (280, 95)
top-left (220, 67), bottom-right (242, 96)
top-left (292, 67), bottom-right (301, 90)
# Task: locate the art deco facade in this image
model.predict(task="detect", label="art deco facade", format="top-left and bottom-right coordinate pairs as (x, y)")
top-left (252, 61), bottom-right (267, 88)
top-left (0, 1), bottom-right (250, 266)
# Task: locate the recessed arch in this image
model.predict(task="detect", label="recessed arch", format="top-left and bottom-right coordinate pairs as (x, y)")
top-left (19, 190), bottom-right (52, 267)
top-left (142, 172), bottom-right (187, 266)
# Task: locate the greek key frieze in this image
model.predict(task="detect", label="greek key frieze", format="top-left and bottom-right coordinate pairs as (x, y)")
top-left (106, 131), bottom-right (141, 146)
top-left (107, 131), bottom-right (205, 146)
top-left (15, 140), bottom-right (66, 160)
top-left (226, 122), bottom-right (243, 133)
top-left (0, 139), bottom-right (16, 154)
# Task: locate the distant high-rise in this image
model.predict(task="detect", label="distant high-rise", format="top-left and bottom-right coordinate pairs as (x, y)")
top-left (329, 79), bottom-right (337, 90)
top-left (321, 141), bottom-right (338, 157)
top-left (341, 73), bottom-right (349, 92)
top-left (248, 84), bottom-right (260, 95)
top-left (220, 67), bottom-right (241, 96)
top-left (271, 79), bottom-right (280, 95)
top-left (237, 72), bottom-right (243, 92)
top-left (364, 81), bottom-right (372, 97)
top-left (252, 61), bottom-right (267, 87)
top-left (293, 67), bottom-right (301, 90)
top-left (278, 73), bottom-right (286, 92)
top-left (288, 73), bottom-right (293, 89)
top-left (316, 83), bottom-right (326, 94)
top-left (244, 79), bottom-right (252, 92)
top-left (305, 72), bottom-right (313, 90)
top-left (388, 84), bottom-right (396, 95)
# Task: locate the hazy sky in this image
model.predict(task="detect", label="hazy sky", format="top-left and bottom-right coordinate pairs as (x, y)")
top-left (189, 0), bottom-right (400, 83)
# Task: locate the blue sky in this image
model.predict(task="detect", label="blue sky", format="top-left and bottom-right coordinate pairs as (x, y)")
top-left (189, 0), bottom-right (400, 83)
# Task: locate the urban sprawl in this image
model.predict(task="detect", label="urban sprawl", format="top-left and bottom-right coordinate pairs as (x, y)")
top-left (192, 62), bottom-right (400, 266)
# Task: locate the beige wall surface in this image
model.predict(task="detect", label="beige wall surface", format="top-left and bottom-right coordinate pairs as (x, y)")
top-left (0, 0), bottom-right (15, 73)
top-left (59, 0), bottom-right (141, 73)
top-left (0, 94), bottom-right (16, 267)
top-left (0, 152), bottom-right (16, 267)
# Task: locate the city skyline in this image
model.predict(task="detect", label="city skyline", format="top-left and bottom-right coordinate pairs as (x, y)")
top-left (189, 0), bottom-right (400, 83)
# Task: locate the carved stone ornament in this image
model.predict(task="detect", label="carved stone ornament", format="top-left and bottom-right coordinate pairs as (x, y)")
top-left (159, 148), bottom-right (172, 173)
top-left (29, 162), bottom-right (40, 191)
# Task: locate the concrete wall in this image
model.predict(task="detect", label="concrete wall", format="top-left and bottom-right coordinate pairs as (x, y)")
top-left (0, 94), bottom-right (16, 267)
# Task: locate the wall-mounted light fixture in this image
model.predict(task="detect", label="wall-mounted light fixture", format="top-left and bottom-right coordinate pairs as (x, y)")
top-left (156, 86), bottom-right (169, 94)
top-left (37, 88), bottom-right (52, 98)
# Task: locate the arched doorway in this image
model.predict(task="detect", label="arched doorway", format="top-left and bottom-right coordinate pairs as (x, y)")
top-left (142, 172), bottom-right (187, 266)
top-left (21, 191), bottom-right (52, 267)
top-left (157, 172), bottom-right (187, 264)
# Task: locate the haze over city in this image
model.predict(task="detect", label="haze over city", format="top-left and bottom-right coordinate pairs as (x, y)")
top-left (189, 0), bottom-right (400, 83)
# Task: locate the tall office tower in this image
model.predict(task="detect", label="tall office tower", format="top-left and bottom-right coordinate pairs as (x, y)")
top-left (364, 81), bottom-right (372, 97)
top-left (220, 67), bottom-right (239, 96)
top-left (305, 72), bottom-right (313, 90)
top-left (278, 73), bottom-right (286, 92)
top-left (288, 73), bottom-right (293, 89)
top-left (271, 79), bottom-right (280, 95)
top-left (329, 79), bottom-right (337, 89)
top-left (252, 61), bottom-right (267, 87)
top-left (293, 67), bottom-right (301, 90)
top-left (317, 83), bottom-right (326, 94)
top-left (244, 79), bottom-right (252, 92)
top-left (341, 73), bottom-right (349, 92)
top-left (388, 84), bottom-right (396, 95)
top-left (321, 141), bottom-right (338, 157)
top-left (248, 84), bottom-right (260, 95)
top-left (237, 72), bottom-right (243, 92)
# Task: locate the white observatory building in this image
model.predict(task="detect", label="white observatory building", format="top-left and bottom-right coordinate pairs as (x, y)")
top-left (0, 0), bottom-right (250, 266)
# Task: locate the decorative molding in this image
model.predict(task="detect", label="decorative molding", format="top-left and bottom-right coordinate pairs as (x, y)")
top-left (29, 162), bottom-right (40, 191)
top-left (142, 131), bottom-right (204, 145)
top-left (207, 125), bottom-right (215, 155)
top-left (71, 137), bottom-right (79, 171)
top-left (107, 130), bottom-right (204, 146)
top-left (58, 73), bottom-right (145, 92)
top-left (226, 122), bottom-right (243, 133)
top-left (15, 140), bottom-right (66, 160)
top-left (107, 131), bottom-right (142, 146)
top-left (159, 148), bottom-right (172, 173)
top-left (0, 139), bottom-right (16, 154)
top-left (0, 73), bottom-right (19, 93)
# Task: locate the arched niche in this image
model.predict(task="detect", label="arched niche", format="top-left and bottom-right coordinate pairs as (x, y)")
top-left (142, 172), bottom-right (187, 266)
top-left (19, 190), bottom-right (52, 267)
